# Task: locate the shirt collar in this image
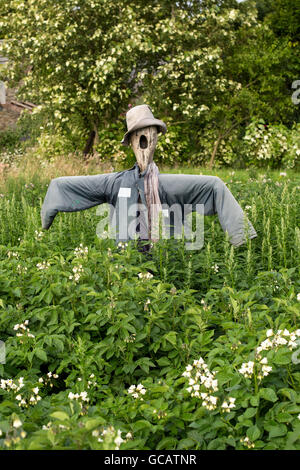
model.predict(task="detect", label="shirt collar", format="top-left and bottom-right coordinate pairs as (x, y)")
top-left (133, 162), bottom-right (149, 178)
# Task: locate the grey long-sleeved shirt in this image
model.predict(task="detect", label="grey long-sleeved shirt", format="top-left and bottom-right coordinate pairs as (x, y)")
top-left (41, 163), bottom-right (257, 245)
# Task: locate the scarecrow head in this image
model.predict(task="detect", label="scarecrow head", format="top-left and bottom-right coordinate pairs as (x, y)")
top-left (121, 105), bottom-right (167, 172)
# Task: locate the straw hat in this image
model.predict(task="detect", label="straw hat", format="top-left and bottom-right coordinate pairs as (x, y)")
top-left (121, 104), bottom-right (167, 146)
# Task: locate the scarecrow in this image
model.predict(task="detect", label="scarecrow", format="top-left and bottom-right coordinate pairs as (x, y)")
top-left (41, 105), bottom-right (257, 248)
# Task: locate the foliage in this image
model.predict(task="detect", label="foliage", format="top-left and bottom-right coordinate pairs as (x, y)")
top-left (0, 168), bottom-right (299, 449)
top-left (0, 0), bottom-right (298, 165)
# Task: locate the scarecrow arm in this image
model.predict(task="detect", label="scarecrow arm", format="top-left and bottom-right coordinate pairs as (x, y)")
top-left (41, 174), bottom-right (113, 229)
top-left (159, 174), bottom-right (257, 245)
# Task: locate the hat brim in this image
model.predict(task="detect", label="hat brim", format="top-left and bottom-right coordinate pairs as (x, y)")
top-left (121, 118), bottom-right (167, 146)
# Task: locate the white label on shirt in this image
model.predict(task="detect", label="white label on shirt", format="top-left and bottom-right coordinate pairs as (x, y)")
top-left (162, 209), bottom-right (169, 217)
top-left (118, 187), bottom-right (131, 198)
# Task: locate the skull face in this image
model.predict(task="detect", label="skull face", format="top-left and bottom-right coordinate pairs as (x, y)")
top-left (130, 126), bottom-right (158, 172)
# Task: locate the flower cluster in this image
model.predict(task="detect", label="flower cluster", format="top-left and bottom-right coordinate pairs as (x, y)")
top-left (25, 183), bottom-right (35, 189)
top-left (69, 264), bottom-right (84, 282)
top-left (36, 261), bottom-right (50, 270)
top-left (221, 397), bottom-right (236, 413)
top-left (34, 230), bottom-right (44, 240)
top-left (16, 386), bottom-right (42, 406)
top-left (238, 361), bottom-right (254, 378)
top-left (240, 436), bottom-right (255, 449)
top-left (87, 373), bottom-right (97, 389)
top-left (74, 243), bottom-right (88, 257)
top-left (14, 321), bottom-right (35, 339)
top-left (153, 409), bottom-right (167, 419)
top-left (257, 328), bottom-right (300, 354)
top-left (8, 251), bottom-right (19, 259)
top-left (92, 426), bottom-right (128, 449)
top-left (1, 419), bottom-right (27, 448)
top-left (128, 383), bottom-right (147, 399)
top-left (17, 264), bottom-right (27, 274)
top-left (238, 356), bottom-right (273, 380)
top-left (138, 272), bottom-right (153, 280)
top-left (39, 371), bottom-right (59, 388)
top-left (117, 242), bottom-right (128, 250)
top-left (182, 358), bottom-right (219, 410)
top-left (68, 391), bottom-right (89, 403)
top-left (0, 377), bottom-right (24, 393)
top-left (211, 264), bottom-right (219, 273)
top-left (0, 377), bottom-right (42, 408)
top-left (124, 333), bottom-right (136, 343)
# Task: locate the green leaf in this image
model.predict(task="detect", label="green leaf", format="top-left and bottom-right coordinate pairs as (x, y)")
top-left (243, 407), bottom-right (257, 419)
top-left (276, 412), bottom-right (293, 423)
top-left (207, 438), bottom-right (226, 450)
top-left (157, 357), bottom-right (170, 366)
top-left (132, 420), bottom-right (152, 432)
top-left (156, 437), bottom-right (177, 450)
top-left (34, 348), bottom-right (48, 362)
top-left (247, 425), bottom-right (261, 441)
top-left (84, 417), bottom-right (105, 430)
top-left (164, 331), bottom-right (177, 346)
top-left (268, 424), bottom-right (287, 439)
top-left (50, 411), bottom-right (70, 421)
top-left (250, 395), bottom-right (260, 407)
top-left (177, 438), bottom-right (195, 449)
top-left (259, 388), bottom-right (278, 402)
top-left (273, 349), bottom-right (291, 365)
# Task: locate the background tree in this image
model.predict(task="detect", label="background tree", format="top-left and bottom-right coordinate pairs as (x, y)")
top-left (0, 0), bottom-right (299, 166)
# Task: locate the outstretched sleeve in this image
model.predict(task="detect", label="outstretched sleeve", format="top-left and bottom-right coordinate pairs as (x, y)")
top-left (159, 174), bottom-right (257, 245)
top-left (41, 173), bottom-right (114, 229)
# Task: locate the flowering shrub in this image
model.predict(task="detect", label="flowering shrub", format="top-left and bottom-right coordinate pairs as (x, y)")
top-left (241, 119), bottom-right (300, 169)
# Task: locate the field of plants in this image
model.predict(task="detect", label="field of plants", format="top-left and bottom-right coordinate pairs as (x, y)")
top-left (0, 167), bottom-right (299, 450)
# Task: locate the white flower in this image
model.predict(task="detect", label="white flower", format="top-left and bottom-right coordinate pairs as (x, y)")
top-left (280, 172), bottom-right (287, 176)
top-left (13, 419), bottom-right (22, 428)
top-left (266, 329), bottom-right (273, 337)
top-left (297, 294), bottom-right (300, 301)
top-left (262, 365), bottom-right (272, 376)
top-left (211, 264), bottom-right (219, 273)
top-left (114, 429), bottom-right (124, 448)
